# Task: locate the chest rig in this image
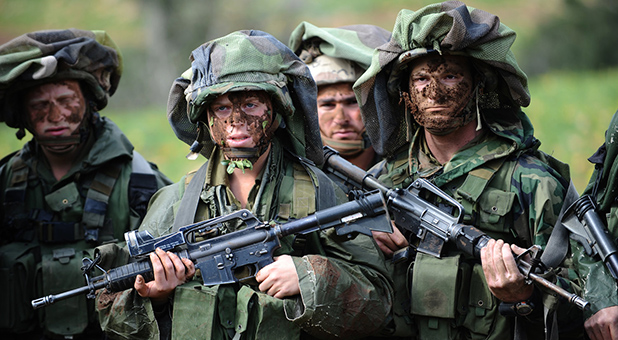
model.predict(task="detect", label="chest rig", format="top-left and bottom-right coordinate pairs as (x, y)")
top-left (2, 150), bottom-right (157, 244)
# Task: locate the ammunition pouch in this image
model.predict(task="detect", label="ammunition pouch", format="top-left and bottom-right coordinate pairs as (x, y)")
top-left (410, 253), bottom-right (498, 339)
top-left (39, 246), bottom-right (91, 337)
top-left (0, 242), bottom-right (40, 333)
top-left (172, 283), bottom-right (299, 339)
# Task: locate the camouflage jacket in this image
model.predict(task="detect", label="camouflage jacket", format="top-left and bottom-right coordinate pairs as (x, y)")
top-left (373, 109), bottom-right (575, 340)
top-left (96, 139), bottom-right (393, 340)
top-left (0, 116), bottom-right (171, 338)
top-left (575, 110), bottom-right (618, 316)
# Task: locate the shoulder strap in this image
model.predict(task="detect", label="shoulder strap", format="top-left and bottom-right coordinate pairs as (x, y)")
top-left (128, 151), bottom-right (159, 221)
top-left (296, 156), bottom-right (337, 210)
top-left (4, 151), bottom-right (29, 208)
top-left (0, 150), bottom-right (19, 170)
top-left (172, 160), bottom-right (209, 232)
top-left (3, 151), bottom-right (32, 238)
top-left (456, 157), bottom-right (506, 204)
top-left (541, 180), bottom-right (580, 268)
top-left (82, 161), bottom-right (123, 242)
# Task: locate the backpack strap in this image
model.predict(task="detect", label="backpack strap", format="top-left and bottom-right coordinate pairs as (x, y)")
top-left (172, 160), bottom-right (209, 232)
top-left (541, 180), bottom-right (579, 268)
top-left (2, 152), bottom-right (35, 241)
top-left (128, 151), bottom-right (159, 221)
top-left (295, 156), bottom-right (337, 210)
top-left (285, 153), bottom-right (337, 257)
top-left (4, 151), bottom-right (29, 212)
top-left (456, 157), bottom-right (506, 203)
top-left (454, 157), bottom-right (507, 223)
top-left (82, 161), bottom-right (123, 242)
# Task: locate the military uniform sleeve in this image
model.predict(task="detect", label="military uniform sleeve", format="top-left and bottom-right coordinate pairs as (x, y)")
top-left (572, 244), bottom-right (618, 316)
top-left (510, 154), bottom-right (589, 336)
top-left (284, 230), bottom-right (394, 339)
top-left (95, 182), bottom-right (183, 340)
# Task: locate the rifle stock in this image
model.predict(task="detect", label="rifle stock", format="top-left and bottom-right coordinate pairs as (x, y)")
top-left (323, 146), bottom-right (590, 311)
top-left (32, 191), bottom-right (391, 309)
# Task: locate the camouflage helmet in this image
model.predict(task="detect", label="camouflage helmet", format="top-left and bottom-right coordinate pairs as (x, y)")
top-left (0, 29), bottom-right (122, 129)
top-left (288, 22), bottom-right (391, 86)
top-left (167, 30), bottom-right (324, 165)
top-left (354, 1), bottom-right (530, 157)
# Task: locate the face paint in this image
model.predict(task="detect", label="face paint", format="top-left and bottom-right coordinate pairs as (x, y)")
top-left (25, 80), bottom-right (86, 137)
top-left (23, 80), bottom-right (87, 154)
top-left (403, 55), bottom-right (475, 135)
top-left (207, 90), bottom-right (275, 162)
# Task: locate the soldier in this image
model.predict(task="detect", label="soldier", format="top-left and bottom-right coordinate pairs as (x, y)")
top-left (288, 22), bottom-right (391, 171)
top-left (95, 30), bottom-right (393, 340)
top-left (355, 1), bottom-right (581, 339)
top-left (575, 111), bottom-right (618, 340)
top-left (0, 29), bottom-right (172, 339)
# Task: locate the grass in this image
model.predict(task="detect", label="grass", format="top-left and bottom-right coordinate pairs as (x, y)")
top-left (2, 68), bottom-right (616, 192)
top-left (526, 68), bottom-right (618, 193)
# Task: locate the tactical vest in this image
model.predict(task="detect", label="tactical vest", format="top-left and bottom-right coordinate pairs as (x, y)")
top-left (168, 152), bottom-right (338, 340)
top-left (0, 150), bottom-right (159, 337)
top-left (385, 149), bottom-right (562, 340)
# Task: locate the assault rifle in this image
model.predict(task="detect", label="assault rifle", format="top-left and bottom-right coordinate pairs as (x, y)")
top-left (322, 146), bottom-right (590, 311)
top-left (31, 191), bottom-right (391, 309)
top-left (561, 195), bottom-right (618, 280)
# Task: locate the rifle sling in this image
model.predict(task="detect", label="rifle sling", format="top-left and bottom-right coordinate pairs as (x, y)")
top-left (541, 180), bottom-right (580, 268)
top-left (172, 161), bottom-right (209, 232)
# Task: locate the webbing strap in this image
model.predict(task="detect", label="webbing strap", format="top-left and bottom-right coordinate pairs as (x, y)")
top-left (172, 161), bottom-right (209, 232)
top-left (82, 162), bottom-right (122, 241)
top-left (4, 153), bottom-right (29, 209)
top-left (456, 157), bottom-right (506, 203)
top-left (541, 180), bottom-right (580, 268)
top-left (297, 158), bottom-right (337, 210)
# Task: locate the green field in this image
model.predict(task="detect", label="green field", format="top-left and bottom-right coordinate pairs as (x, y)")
top-left (2, 68), bottom-right (617, 192)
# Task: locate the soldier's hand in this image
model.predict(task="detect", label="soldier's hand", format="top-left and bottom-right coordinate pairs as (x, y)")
top-left (372, 223), bottom-right (408, 258)
top-left (481, 239), bottom-right (533, 303)
top-left (585, 305), bottom-right (618, 340)
top-left (256, 255), bottom-right (300, 299)
top-left (134, 248), bottom-right (195, 304)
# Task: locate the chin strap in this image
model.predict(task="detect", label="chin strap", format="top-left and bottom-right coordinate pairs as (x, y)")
top-left (320, 130), bottom-right (371, 157)
top-left (35, 135), bottom-right (82, 154)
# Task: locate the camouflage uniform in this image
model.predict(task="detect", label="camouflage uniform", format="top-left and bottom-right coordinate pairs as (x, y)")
top-left (95, 30), bottom-right (393, 340)
top-left (574, 110), bottom-right (618, 317)
top-left (354, 2), bottom-right (579, 339)
top-left (0, 29), bottom-right (171, 339)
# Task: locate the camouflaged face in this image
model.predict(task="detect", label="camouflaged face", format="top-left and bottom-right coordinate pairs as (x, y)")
top-left (0, 29), bottom-right (122, 128)
top-left (354, 0), bottom-right (531, 158)
top-left (167, 30), bottom-right (324, 165)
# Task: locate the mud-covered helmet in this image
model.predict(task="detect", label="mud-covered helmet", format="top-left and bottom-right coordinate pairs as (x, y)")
top-left (167, 30), bottom-right (324, 165)
top-left (355, 1), bottom-right (530, 157)
top-left (0, 29), bottom-right (122, 133)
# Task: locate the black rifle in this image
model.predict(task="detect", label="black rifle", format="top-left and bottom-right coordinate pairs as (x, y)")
top-left (561, 195), bottom-right (618, 280)
top-left (31, 191), bottom-right (391, 309)
top-left (322, 146), bottom-right (590, 311)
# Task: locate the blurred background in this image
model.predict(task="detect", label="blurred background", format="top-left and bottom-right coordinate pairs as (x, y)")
top-left (1, 0), bottom-right (617, 193)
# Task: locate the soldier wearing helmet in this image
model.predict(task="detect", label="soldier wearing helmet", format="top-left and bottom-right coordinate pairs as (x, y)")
top-left (574, 111), bottom-right (618, 340)
top-left (0, 29), bottom-right (171, 339)
top-left (289, 22), bottom-right (391, 172)
top-left (94, 30), bottom-right (393, 340)
top-left (355, 2), bottom-right (583, 339)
